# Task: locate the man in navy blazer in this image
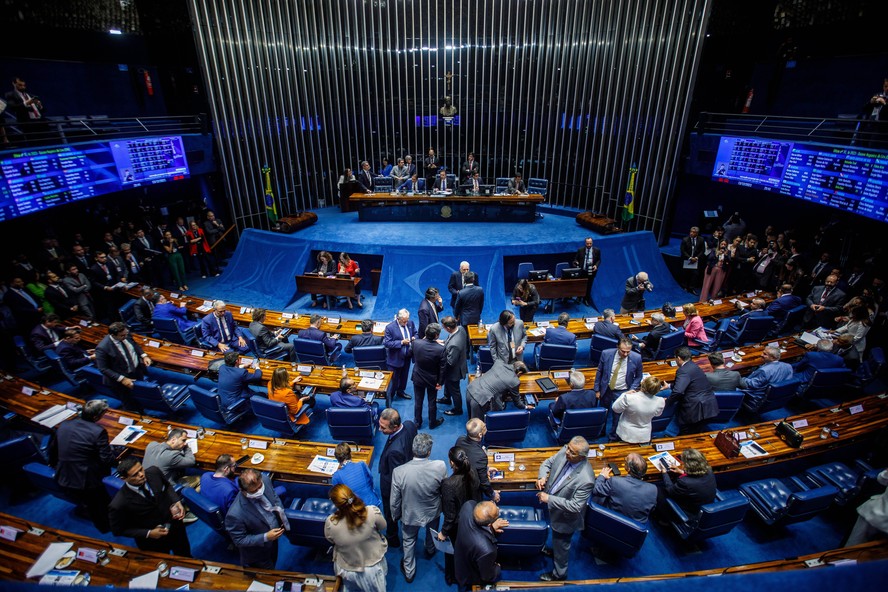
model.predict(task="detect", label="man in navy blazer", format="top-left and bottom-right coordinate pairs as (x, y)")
top-left (56, 328), bottom-right (95, 370)
top-left (417, 287), bottom-right (444, 338)
top-left (591, 453), bottom-right (658, 523)
top-left (201, 300), bottom-right (248, 353)
top-left (384, 309), bottom-right (417, 402)
top-left (412, 324), bottom-right (446, 429)
top-left (544, 313), bottom-right (577, 346)
top-left (298, 313), bottom-right (342, 362)
top-left (592, 309), bottom-right (624, 341)
top-left (225, 469), bottom-right (289, 569)
top-left (766, 284), bottom-right (803, 320)
top-left (593, 338), bottom-right (643, 440)
top-left (399, 174), bottom-right (425, 193)
top-left (550, 370), bottom-right (597, 420)
top-left (792, 338), bottom-right (846, 389)
top-left (668, 347), bottom-right (719, 434)
top-left (95, 322), bottom-right (153, 404)
top-left (30, 313), bottom-right (64, 352)
top-left (344, 319), bottom-right (383, 353)
top-left (454, 272), bottom-right (484, 328)
top-left (217, 350), bottom-right (264, 409)
top-left (378, 408), bottom-right (418, 547)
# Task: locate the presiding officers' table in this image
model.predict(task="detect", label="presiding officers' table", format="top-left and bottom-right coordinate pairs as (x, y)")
top-left (348, 191), bottom-right (545, 222)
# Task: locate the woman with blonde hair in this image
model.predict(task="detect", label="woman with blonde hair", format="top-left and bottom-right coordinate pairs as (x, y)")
top-left (612, 376), bottom-right (668, 444)
top-left (682, 303), bottom-right (708, 347)
top-left (324, 484), bottom-right (388, 592)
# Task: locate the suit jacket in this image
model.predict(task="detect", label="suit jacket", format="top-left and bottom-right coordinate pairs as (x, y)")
top-left (507, 178), bottom-right (527, 194)
top-left (668, 361), bottom-right (719, 425)
top-left (60, 273), bottom-right (92, 309)
top-left (766, 294), bottom-right (802, 320)
top-left (593, 348), bottom-right (643, 398)
top-left (573, 246), bottom-right (601, 274)
top-left (706, 368), bottom-right (743, 391)
top-left (640, 322), bottom-right (673, 354)
top-left (448, 271), bottom-right (466, 306)
top-left (3, 288), bottom-right (42, 328)
top-left (792, 351), bottom-right (845, 385)
top-left (593, 320), bottom-right (624, 341)
top-left (218, 365), bottom-right (263, 409)
top-left (249, 321), bottom-right (282, 352)
top-left (356, 168), bottom-right (375, 192)
top-left (487, 319), bottom-right (527, 363)
top-left (591, 474), bottom-right (658, 523)
top-left (108, 466), bottom-right (185, 550)
top-left (298, 326), bottom-right (341, 353)
top-left (344, 333), bottom-right (383, 353)
top-left (411, 337), bottom-right (445, 387)
top-left (89, 261), bottom-right (121, 291)
top-left (444, 326), bottom-right (469, 381)
top-left (391, 457), bottom-right (447, 526)
top-left (44, 283), bottom-right (79, 318)
top-left (95, 334), bottom-right (147, 384)
top-left (49, 417), bottom-right (115, 490)
top-left (740, 360), bottom-right (794, 401)
top-left (153, 302), bottom-right (194, 330)
top-left (805, 285), bottom-right (847, 327)
top-left (56, 340), bottom-right (92, 370)
top-left (398, 178), bottom-right (425, 192)
top-left (620, 276), bottom-right (647, 312)
top-left (680, 236), bottom-right (706, 268)
top-left (201, 311), bottom-right (240, 348)
top-left (378, 421), bottom-right (418, 495)
top-left (417, 297), bottom-right (444, 338)
top-left (454, 285), bottom-right (485, 326)
top-left (225, 473), bottom-right (289, 568)
top-left (662, 470), bottom-right (718, 516)
top-left (454, 434), bottom-right (494, 498)
top-left (454, 500), bottom-right (501, 588)
top-left (544, 325), bottom-right (577, 346)
top-left (461, 159), bottom-right (480, 181)
top-left (30, 324), bottom-right (61, 352)
top-left (383, 319), bottom-right (417, 368)
top-left (551, 389), bottom-right (597, 419)
top-left (433, 175), bottom-right (453, 192)
top-left (466, 360), bottom-right (519, 407)
top-left (538, 446), bottom-right (596, 532)
top-left (132, 297), bottom-right (155, 329)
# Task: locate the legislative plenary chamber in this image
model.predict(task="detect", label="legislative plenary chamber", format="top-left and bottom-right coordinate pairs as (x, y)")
top-left (0, 1), bottom-right (887, 591)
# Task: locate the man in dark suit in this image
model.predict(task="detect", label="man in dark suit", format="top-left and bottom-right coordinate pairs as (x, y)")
top-left (805, 274), bottom-right (847, 328)
top-left (808, 251), bottom-right (832, 286)
top-left (572, 237), bottom-right (601, 305)
top-left (108, 457), bottom-right (191, 556)
top-left (704, 352), bottom-right (743, 390)
top-left (667, 347), bottom-right (719, 434)
top-left (95, 322), bottom-right (153, 405)
top-left (356, 160), bottom-right (375, 193)
top-left (44, 271), bottom-right (80, 319)
top-left (344, 319), bottom-right (383, 353)
top-left (466, 360), bottom-right (527, 420)
top-left (249, 308), bottom-right (295, 360)
top-left (454, 272), bottom-right (484, 328)
top-left (417, 287), bottom-right (444, 338)
top-left (88, 251), bottom-right (124, 321)
top-left (619, 272), bottom-right (652, 314)
top-left (131, 229), bottom-right (163, 286)
top-left (633, 312), bottom-right (673, 359)
top-left (68, 245), bottom-right (93, 277)
top-left (297, 312), bottom-right (342, 361)
top-left (792, 338), bottom-right (846, 386)
top-left (454, 418), bottom-right (498, 501)
top-left (591, 453), bottom-right (658, 523)
top-left (378, 408), bottom-right (418, 547)
top-left (680, 226), bottom-right (706, 292)
top-left (4, 76), bottom-right (44, 123)
top-left (132, 286), bottom-right (157, 331)
top-left (729, 234), bottom-right (759, 292)
top-left (411, 323), bottom-right (446, 429)
top-left (225, 469), bottom-right (289, 569)
top-left (550, 370), bottom-right (597, 420)
top-left (454, 501), bottom-right (505, 590)
top-left (592, 308), bottom-right (624, 341)
top-left (507, 172), bottom-right (527, 195)
top-left (448, 261), bottom-right (470, 308)
top-left (593, 339), bottom-right (643, 440)
top-left (57, 328), bottom-right (95, 370)
top-left (461, 152), bottom-right (480, 183)
top-left (398, 173), bottom-right (425, 193)
top-left (201, 300), bottom-right (250, 353)
top-left (217, 350), bottom-right (263, 409)
top-left (384, 309), bottom-right (417, 403)
top-left (766, 283), bottom-right (803, 321)
top-left (433, 169), bottom-right (452, 192)
top-left (544, 313), bottom-right (577, 346)
top-left (29, 313), bottom-right (64, 353)
top-left (48, 399), bottom-right (116, 532)
top-left (3, 276), bottom-right (42, 334)
top-left (440, 316), bottom-right (468, 415)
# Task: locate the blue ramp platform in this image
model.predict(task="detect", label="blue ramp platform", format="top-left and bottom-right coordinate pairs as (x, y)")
top-left (209, 208), bottom-right (691, 320)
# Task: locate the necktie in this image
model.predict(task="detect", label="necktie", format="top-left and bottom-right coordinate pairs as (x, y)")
top-left (586, 248), bottom-right (592, 268)
top-left (218, 315), bottom-right (230, 342)
top-left (820, 288), bottom-right (831, 304)
top-left (692, 238), bottom-right (696, 251)
top-left (507, 327), bottom-right (514, 361)
top-left (138, 484), bottom-right (153, 499)
top-left (549, 460), bottom-right (574, 493)
top-left (55, 285), bottom-right (68, 298)
top-left (442, 179), bottom-right (446, 191)
top-left (15, 289), bottom-right (38, 308)
top-left (431, 303), bottom-right (438, 323)
top-left (141, 238), bottom-right (149, 248)
top-left (117, 339), bottom-right (137, 373)
top-left (101, 264), bottom-right (110, 279)
top-left (146, 299), bottom-right (155, 313)
top-left (813, 262), bottom-right (825, 277)
top-left (609, 355), bottom-right (624, 390)
top-left (130, 257), bottom-right (140, 274)
top-left (474, 179), bottom-right (478, 192)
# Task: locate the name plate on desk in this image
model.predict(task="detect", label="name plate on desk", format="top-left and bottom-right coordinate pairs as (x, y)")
top-left (849, 404), bottom-right (864, 415)
top-left (586, 317), bottom-right (599, 323)
top-left (118, 416), bottom-right (134, 426)
top-left (494, 453), bottom-right (515, 462)
top-left (712, 299), bottom-right (723, 305)
top-left (327, 447), bottom-right (336, 456)
top-left (297, 365), bottom-right (313, 374)
top-left (76, 548), bottom-right (99, 563)
top-left (190, 350), bottom-right (204, 358)
top-left (21, 386), bottom-right (34, 396)
top-left (0, 526), bottom-right (21, 541)
top-left (359, 371), bottom-right (376, 378)
top-left (282, 313), bottom-right (294, 319)
top-left (537, 321), bottom-right (550, 328)
top-left (655, 442), bottom-right (675, 452)
top-left (169, 567), bottom-right (197, 583)
top-left (552, 371), bottom-right (569, 380)
top-left (745, 292), bottom-right (756, 298)
top-left (171, 292), bottom-right (180, 299)
top-left (326, 316), bottom-right (341, 324)
top-left (792, 419), bottom-right (809, 428)
top-left (632, 313), bottom-right (645, 319)
top-left (249, 440), bottom-right (269, 450)
top-left (146, 340), bottom-right (161, 348)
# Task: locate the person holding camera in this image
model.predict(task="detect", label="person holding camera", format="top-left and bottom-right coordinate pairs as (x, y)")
top-left (620, 271), bottom-right (653, 314)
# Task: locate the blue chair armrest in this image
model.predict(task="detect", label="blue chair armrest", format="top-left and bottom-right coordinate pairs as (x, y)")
top-left (789, 475), bottom-right (810, 491)
top-left (665, 498), bottom-right (690, 524)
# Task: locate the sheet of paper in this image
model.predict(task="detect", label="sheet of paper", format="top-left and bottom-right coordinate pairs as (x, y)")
top-left (39, 408), bottom-right (76, 429)
top-left (110, 425), bottom-right (146, 446)
top-left (647, 451), bottom-right (679, 471)
top-left (430, 529), bottom-right (454, 554)
top-left (246, 581), bottom-right (274, 592)
top-left (358, 377), bottom-right (382, 390)
top-left (129, 570), bottom-right (160, 589)
top-left (307, 455), bottom-right (339, 476)
top-left (26, 541), bottom-right (73, 578)
top-left (739, 441), bottom-right (769, 458)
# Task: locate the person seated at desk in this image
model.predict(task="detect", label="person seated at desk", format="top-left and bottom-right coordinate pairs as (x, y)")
top-left (507, 172), bottom-right (528, 195)
top-left (200, 454), bottom-right (240, 515)
top-left (152, 294), bottom-right (198, 332)
top-left (766, 283), bottom-right (802, 321)
top-left (311, 250), bottom-right (335, 309)
top-left (705, 352), bottom-right (742, 390)
top-left (399, 174), bottom-right (425, 193)
top-left (330, 376), bottom-right (380, 421)
top-left (462, 170), bottom-right (482, 195)
top-left (544, 312), bottom-right (576, 346)
top-left (592, 452), bottom-right (658, 523)
top-left (345, 319), bottom-right (383, 353)
top-left (268, 367), bottom-right (312, 424)
top-left (56, 327), bottom-right (95, 369)
top-left (681, 303), bottom-right (708, 348)
top-left (632, 312), bottom-right (673, 359)
top-left (331, 441), bottom-right (382, 508)
top-left (249, 308), bottom-right (295, 361)
top-left (593, 308), bottom-right (624, 341)
top-left (739, 344), bottom-right (793, 406)
top-left (656, 448), bottom-right (717, 521)
top-left (337, 252), bottom-right (362, 310)
top-left (201, 300), bottom-right (249, 353)
top-left (299, 313), bottom-right (342, 362)
top-left (30, 313), bottom-right (64, 352)
top-left (714, 297), bottom-right (768, 334)
top-left (217, 349), bottom-right (264, 409)
top-left (433, 169), bottom-right (452, 193)
top-left (550, 370), bottom-right (596, 420)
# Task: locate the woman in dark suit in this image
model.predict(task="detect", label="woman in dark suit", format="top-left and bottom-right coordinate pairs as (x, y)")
top-left (311, 250), bottom-right (334, 308)
top-left (511, 278), bottom-right (540, 322)
top-left (657, 447), bottom-right (717, 520)
top-left (438, 446), bottom-right (481, 586)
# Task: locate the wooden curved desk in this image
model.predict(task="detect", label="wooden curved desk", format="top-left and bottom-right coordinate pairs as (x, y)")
top-left (0, 512), bottom-right (341, 590)
top-left (0, 376), bottom-right (374, 484)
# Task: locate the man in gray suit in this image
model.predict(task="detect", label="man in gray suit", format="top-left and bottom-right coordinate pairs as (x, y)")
top-left (224, 469), bottom-right (289, 570)
top-left (705, 352), bottom-right (743, 390)
top-left (391, 433), bottom-right (447, 583)
top-left (487, 309), bottom-right (527, 364)
top-left (591, 452), bottom-right (657, 523)
top-left (439, 316), bottom-right (468, 415)
top-left (536, 436), bottom-right (596, 582)
top-left (466, 360), bottom-right (528, 419)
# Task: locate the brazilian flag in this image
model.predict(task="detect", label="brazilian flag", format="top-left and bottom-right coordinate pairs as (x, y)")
top-left (623, 163), bottom-right (637, 221)
top-left (262, 165), bottom-right (279, 223)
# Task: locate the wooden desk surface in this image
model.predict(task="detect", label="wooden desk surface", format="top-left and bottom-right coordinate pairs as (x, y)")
top-left (74, 319), bottom-right (392, 396)
top-left (530, 278), bottom-right (587, 299)
top-left (348, 191), bottom-right (545, 204)
top-left (0, 376), bottom-right (373, 484)
top-left (467, 292), bottom-right (775, 345)
top-left (0, 512), bottom-right (341, 590)
top-left (475, 540), bottom-right (888, 588)
top-left (482, 392), bottom-right (888, 490)
top-left (295, 274), bottom-right (361, 298)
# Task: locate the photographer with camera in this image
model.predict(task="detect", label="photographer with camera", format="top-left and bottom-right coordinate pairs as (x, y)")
top-left (620, 271), bottom-right (653, 314)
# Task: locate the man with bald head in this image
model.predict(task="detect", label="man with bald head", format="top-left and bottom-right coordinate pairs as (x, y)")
top-left (620, 271), bottom-right (653, 314)
top-left (454, 500), bottom-right (509, 590)
top-left (200, 300), bottom-right (248, 353)
top-left (805, 274), bottom-right (847, 329)
top-left (591, 453), bottom-right (657, 523)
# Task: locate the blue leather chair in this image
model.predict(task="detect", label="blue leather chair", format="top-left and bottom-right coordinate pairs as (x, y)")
top-left (495, 177), bottom-right (510, 193)
top-left (741, 377), bottom-right (801, 414)
top-left (798, 367), bottom-right (853, 398)
top-left (1, 434), bottom-right (48, 469)
top-left (242, 329), bottom-right (287, 361)
top-left (708, 391), bottom-right (745, 425)
top-left (80, 365), bottom-right (121, 399)
top-left (484, 409), bottom-right (530, 445)
top-left (250, 395), bottom-right (312, 435)
top-left (146, 365), bottom-right (197, 387)
top-left (517, 262), bottom-right (533, 280)
top-left (374, 176), bottom-right (393, 193)
top-left (649, 329), bottom-right (686, 360)
top-left (180, 486), bottom-right (229, 541)
top-left (723, 315), bottom-right (776, 347)
top-left (665, 489), bottom-right (749, 541)
top-left (326, 406), bottom-right (378, 444)
top-left (739, 476), bottom-right (837, 525)
top-left (849, 347), bottom-right (886, 394)
top-left (547, 406), bottom-right (606, 444)
top-left (353, 345), bottom-right (386, 370)
top-left (292, 338), bottom-right (331, 365)
top-left (285, 498), bottom-right (335, 548)
top-left (478, 346), bottom-right (494, 374)
top-left (769, 304), bottom-right (807, 337)
top-left (102, 474), bottom-right (125, 498)
top-left (554, 262), bottom-right (569, 278)
top-left (582, 501), bottom-right (649, 557)
top-left (119, 299), bottom-right (151, 334)
top-left (650, 394), bottom-right (675, 437)
top-left (536, 343), bottom-right (577, 371)
top-left (23, 463), bottom-right (76, 505)
top-left (193, 323), bottom-right (214, 350)
top-left (590, 334), bottom-right (618, 366)
top-left (803, 461), bottom-right (871, 506)
top-left (13, 335), bottom-right (49, 372)
top-left (188, 385), bottom-right (250, 425)
top-left (44, 349), bottom-right (85, 389)
top-left (131, 380), bottom-right (191, 414)
top-left (495, 506), bottom-right (549, 556)
top-left (153, 317), bottom-right (197, 346)
top-left (527, 177), bottom-right (548, 197)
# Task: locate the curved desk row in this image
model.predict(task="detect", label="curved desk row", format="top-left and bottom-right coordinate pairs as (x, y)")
top-left (0, 376), bottom-right (374, 484)
top-left (0, 512), bottom-right (340, 590)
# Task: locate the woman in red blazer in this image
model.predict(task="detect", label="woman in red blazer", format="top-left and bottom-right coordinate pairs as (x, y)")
top-left (338, 252), bottom-right (362, 309)
top-left (186, 221), bottom-right (219, 278)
